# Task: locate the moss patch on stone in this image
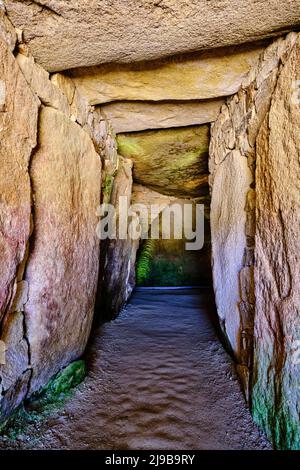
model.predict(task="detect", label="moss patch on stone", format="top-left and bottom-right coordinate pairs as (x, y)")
top-left (0, 360), bottom-right (86, 440)
top-left (0, 405), bottom-right (42, 441)
top-left (30, 360), bottom-right (86, 407)
top-left (251, 360), bottom-right (300, 450)
top-left (102, 173), bottom-right (114, 203)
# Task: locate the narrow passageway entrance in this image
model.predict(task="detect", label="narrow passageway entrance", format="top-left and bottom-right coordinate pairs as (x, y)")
top-left (1, 289), bottom-right (270, 450)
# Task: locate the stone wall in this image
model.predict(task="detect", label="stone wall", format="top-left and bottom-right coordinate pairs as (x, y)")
top-left (0, 16), bottom-right (131, 418)
top-left (253, 35), bottom-right (300, 450)
top-left (0, 16), bottom-right (39, 418)
top-left (209, 33), bottom-right (300, 447)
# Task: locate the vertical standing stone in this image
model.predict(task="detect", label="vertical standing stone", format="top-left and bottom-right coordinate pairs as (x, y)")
top-left (253, 36), bottom-right (300, 450)
top-left (98, 157), bottom-right (139, 320)
top-left (210, 150), bottom-right (252, 354)
top-left (209, 33), bottom-right (297, 401)
top-left (0, 34), bottom-right (39, 418)
top-left (24, 107), bottom-right (101, 394)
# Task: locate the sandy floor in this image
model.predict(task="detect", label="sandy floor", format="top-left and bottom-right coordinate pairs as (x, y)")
top-left (0, 288), bottom-right (271, 450)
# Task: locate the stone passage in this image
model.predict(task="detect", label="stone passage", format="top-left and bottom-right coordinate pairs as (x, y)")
top-left (0, 290), bottom-right (270, 450)
top-left (1, 3), bottom-right (300, 449)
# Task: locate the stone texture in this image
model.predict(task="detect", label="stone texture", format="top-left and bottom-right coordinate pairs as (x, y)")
top-left (117, 126), bottom-right (209, 199)
top-left (101, 99), bottom-right (224, 134)
top-left (98, 157), bottom-right (139, 320)
top-left (137, 237), bottom-right (211, 288)
top-left (24, 106), bottom-right (101, 394)
top-left (0, 4), bottom-right (16, 50)
top-left (0, 11), bottom-right (126, 420)
top-left (4, 0), bottom-right (300, 71)
top-left (209, 32), bottom-right (298, 380)
top-left (209, 32), bottom-right (300, 447)
top-left (0, 312), bottom-right (30, 417)
top-left (16, 53), bottom-right (70, 115)
top-left (0, 38), bottom-right (39, 324)
top-left (89, 109), bottom-right (119, 200)
top-left (0, 33), bottom-right (39, 417)
top-left (50, 72), bottom-right (91, 126)
top-left (68, 46), bottom-right (263, 105)
top-left (210, 151), bottom-right (252, 355)
top-left (252, 36), bottom-right (300, 450)
top-left (50, 73), bottom-right (119, 170)
top-left (91, 114), bottom-right (120, 323)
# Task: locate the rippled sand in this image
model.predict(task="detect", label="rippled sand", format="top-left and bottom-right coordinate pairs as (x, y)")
top-left (0, 289), bottom-right (271, 450)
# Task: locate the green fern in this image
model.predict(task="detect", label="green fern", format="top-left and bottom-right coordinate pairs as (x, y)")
top-left (136, 239), bottom-right (156, 285)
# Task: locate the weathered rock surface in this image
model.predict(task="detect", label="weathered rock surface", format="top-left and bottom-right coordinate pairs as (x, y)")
top-left (117, 126), bottom-right (209, 199)
top-left (98, 157), bottom-right (139, 320)
top-left (209, 33), bottom-right (297, 370)
top-left (210, 151), bottom-right (252, 355)
top-left (16, 51), bottom-right (104, 133)
top-left (1, 1), bottom-right (300, 451)
top-left (5, 0), bottom-right (300, 71)
top-left (0, 5), bottom-right (16, 50)
top-left (101, 99), bottom-right (224, 134)
top-left (23, 107), bottom-right (101, 394)
top-left (68, 46), bottom-right (264, 105)
top-left (0, 40), bottom-right (39, 324)
top-left (50, 72), bottom-right (92, 127)
top-left (252, 36), bottom-right (300, 450)
top-left (0, 33), bottom-right (39, 417)
top-left (16, 53), bottom-right (70, 115)
top-left (209, 32), bottom-right (300, 448)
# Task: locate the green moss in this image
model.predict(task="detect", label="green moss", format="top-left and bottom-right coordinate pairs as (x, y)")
top-left (116, 139), bottom-right (142, 158)
top-left (35, 360), bottom-right (86, 400)
top-left (102, 174), bottom-right (114, 203)
top-left (0, 360), bottom-right (86, 441)
top-left (137, 252), bottom-right (200, 287)
top-left (0, 405), bottom-right (43, 441)
top-left (218, 320), bottom-right (235, 358)
top-left (252, 387), bottom-right (276, 443)
top-left (251, 366), bottom-right (300, 450)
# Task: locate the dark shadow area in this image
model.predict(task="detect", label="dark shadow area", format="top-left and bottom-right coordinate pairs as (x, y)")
top-left (136, 239), bottom-right (212, 287)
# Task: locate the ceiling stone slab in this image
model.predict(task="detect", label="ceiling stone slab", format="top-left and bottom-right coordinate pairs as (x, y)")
top-left (68, 45), bottom-right (264, 105)
top-left (117, 125), bottom-right (209, 199)
top-left (101, 99), bottom-right (224, 133)
top-left (5, 0), bottom-right (300, 72)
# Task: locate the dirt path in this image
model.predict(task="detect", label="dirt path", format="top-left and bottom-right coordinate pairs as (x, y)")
top-left (0, 289), bottom-right (270, 450)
